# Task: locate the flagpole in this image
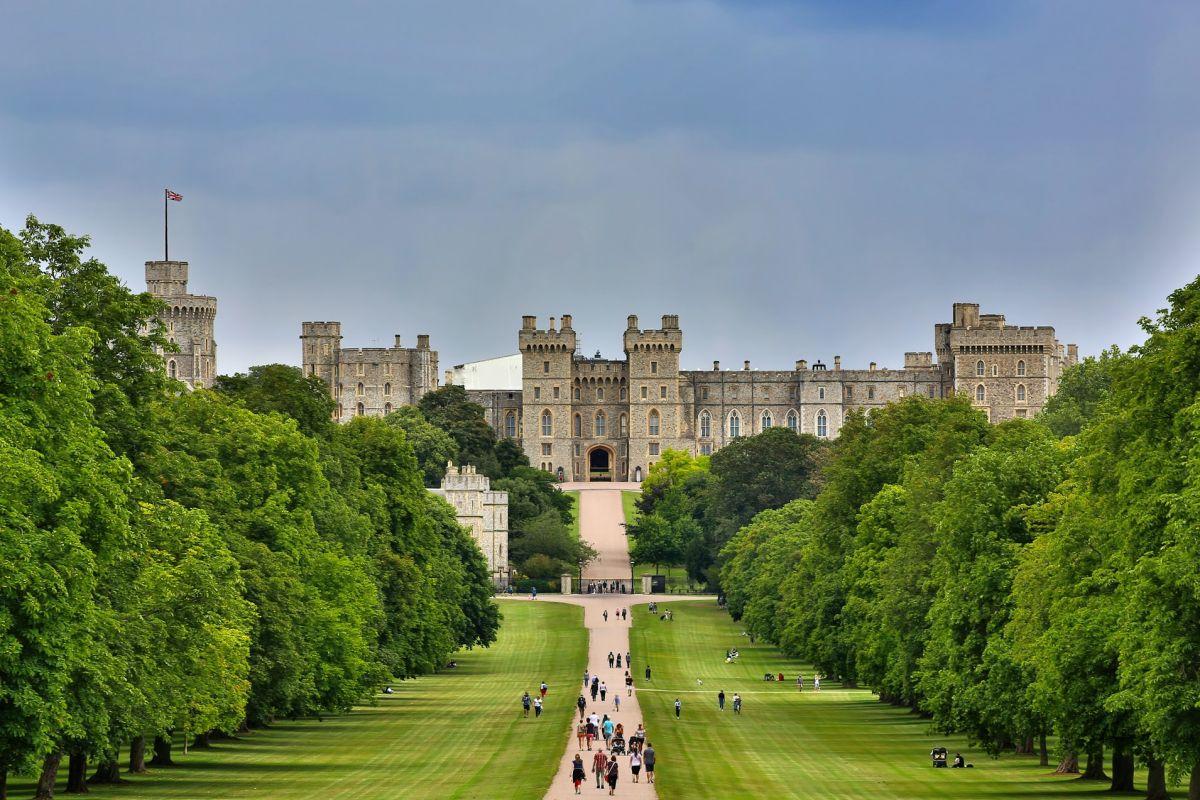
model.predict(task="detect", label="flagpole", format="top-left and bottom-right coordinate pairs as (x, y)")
top-left (164, 188), bottom-right (169, 261)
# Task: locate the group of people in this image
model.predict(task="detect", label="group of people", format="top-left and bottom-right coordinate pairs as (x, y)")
top-left (606, 650), bottom-right (630, 669)
top-left (602, 608), bottom-right (628, 622)
top-left (586, 580), bottom-right (627, 594)
top-left (570, 740), bottom-right (655, 795)
top-left (715, 690), bottom-right (743, 714)
top-left (566, 664), bottom-right (657, 795)
top-left (521, 680), bottom-right (550, 718)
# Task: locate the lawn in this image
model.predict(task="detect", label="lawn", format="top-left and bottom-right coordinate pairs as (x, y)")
top-left (565, 489), bottom-right (581, 539)
top-left (629, 600), bottom-right (1142, 800)
top-left (11, 600), bottom-right (584, 800)
top-left (621, 489), bottom-right (638, 527)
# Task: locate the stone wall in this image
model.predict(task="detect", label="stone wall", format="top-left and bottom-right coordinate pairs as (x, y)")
top-left (145, 260), bottom-right (217, 389)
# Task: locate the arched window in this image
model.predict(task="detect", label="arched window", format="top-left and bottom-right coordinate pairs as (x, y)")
top-left (356, 382), bottom-right (364, 396)
top-left (991, 364), bottom-right (998, 377)
top-left (818, 386), bottom-right (825, 400)
top-left (648, 409), bottom-right (660, 436)
top-left (787, 410), bottom-right (798, 432)
top-left (573, 414), bottom-right (582, 437)
top-left (356, 402), bottom-right (364, 416)
top-left (595, 412), bottom-right (606, 437)
top-left (597, 387), bottom-right (604, 401)
top-left (384, 402), bottom-right (392, 414)
top-left (541, 410), bottom-right (553, 436)
top-left (337, 404), bottom-right (343, 418)
top-left (1017, 360), bottom-right (1026, 377)
top-left (816, 409), bottom-right (828, 438)
top-left (1016, 384), bottom-right (1026, 402)
top-left (573, 387), bottom-right (580, 400)
top-left (505, 412), bottom-right (516, 438)
top-left (976, 360), bottom-right (985, 377)
top-left (729, 410), bottom-right (741, 438)
top-left (761, 410), bottom-right (773, 430)
top-left (383, 382), bottom-right (391, 396)
top-left (699, 411), bottom-right (711, 438)
top-left (620, 414), bottom-right (628, 437)
top-left (620, 387), bottom-right (627, 400)
top-left (167, 359), bottom-right (177, 379)
top-left (976, 384), bottom-right (986, 403)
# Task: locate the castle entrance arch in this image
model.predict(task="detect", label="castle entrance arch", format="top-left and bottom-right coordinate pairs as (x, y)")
top-left (586, 445), bottom-right (614, 482)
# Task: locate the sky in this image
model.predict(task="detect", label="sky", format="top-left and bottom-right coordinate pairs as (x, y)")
top-left (3, 0), bottom-right (1199, 374)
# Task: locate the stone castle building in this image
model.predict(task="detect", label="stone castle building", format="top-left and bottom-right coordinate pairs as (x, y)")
top-left (459, 304), bottom-right (1076, 482)
top-left (300, 322), bottom-right (439, 423)
top-left (428, 463), bottom-right (509, 586)
top-left (145, 260), bottom-right (217, 388)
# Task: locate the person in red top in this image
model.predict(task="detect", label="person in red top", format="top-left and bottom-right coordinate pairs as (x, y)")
top-left (592, 749), bottom-right (609, 788)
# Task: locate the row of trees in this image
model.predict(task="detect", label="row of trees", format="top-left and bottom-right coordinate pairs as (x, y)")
top-left (718, 279), bottom-right (1200, 798)
top-left (1, 218), bottom-right (498, 798)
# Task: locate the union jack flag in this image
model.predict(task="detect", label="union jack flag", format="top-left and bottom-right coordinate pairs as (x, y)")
top-left (165, 189), bottom-right (182, 201)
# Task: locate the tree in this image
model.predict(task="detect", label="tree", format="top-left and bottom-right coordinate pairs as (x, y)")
top-left (1037, 346), bottom-right (1124, 438)
top-left (510, 509), bottom-right (595, 577)
top-left (628, 514), bottom-right (682, 574)
top-left (384, 406), bottom-right (458, 486)
top-left (418, 385), bottom-right (500, 476)
top-left (214, 364), bottom-right (336, 439)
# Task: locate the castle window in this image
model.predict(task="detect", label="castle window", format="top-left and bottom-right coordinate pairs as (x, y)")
top-left (641, 386), bottom-right (648, 400)
top-left (1016, 408), bottom-right (1028, 418)
top-left (356, 402), bottom-right (364, 416)
top-left (787, 410), bottom-right (798, 432)
top-left (543, 361), bottom-right (550, 374)
top-left (928, 385), bottom-right (936, 398)
top-left (648, 410), bottom-right (660, 436)
top-left (357, 363), bottom-right (365, 376)
top-left (168, 359), bottom-right (177, 379)
top-left (991, 364), bottom-right (998, 377)
top-left (574, 414), bottom-right (582, 437)
top-left (323, 343), bottom-right (331, 356)
top-left (597, 387), bottom-right (604, 401)
top-left (651, 361), bottom-right (658, 375)
top-left (384, 403), bottom-right (392, 414)
top-left (574, 444), bottom-right (580, 456)
top-left (649, 442), bottom-right (660, 456)
top-left (729, 410), bottom-right (741, 438)
top-left (1016, 384), bottom-right (1026, 402)
top-left (700, 443), bottom-right (712, 456)
top-left (337, 404), bottom-right (343, 418)
top-left (701, 387), bottom-right (709, 400)
top-left (818, 386), bottom-right (825, 400)
top-left (816, 410), bottom-right (828, 438)
top-left (542, 443), bottom-right (552, 456)
top-left (845, 385), bottom-right (853, 400)
top-left (976, 384), bottom-right (986, 403)
top-left (699, 411), bottom-right (711, 438)
top-left (899, 386), bottom-right (906, 397)
top-left (620, 387), bottom-right (627, 400)
top-left (505, 412), bottom-right (516, 438)
top-left (357, 382), bottom-right (364, 396)
top-left (308, 343), bottom-right (314, 354)
top-left (1017, 360), bottom-right (1026, 377)
top-left (868, 386), bottom-right (875, 400)
top-left (761, 411), bottom-right (772, 430)
top-left (660, 385), bottom-right (667, 399)
top-left (541, 410), bottom-right (553, 436)
top-left (976, 360), bottom-right (985, 377)
top-left (534, 386), bottom-right (541, 399)
top-left (595, 413), bottom-right (606, 437)
top-left (384, 382), bottom-right (391, 396)
top-left (574, 387), bottom-right (580, 400)
top-left (384, 363), bottom-right (392, 375)
top-left (620, 414), bottom-right (628, 436)
top-left (554, 386), bottom-right (560, 399)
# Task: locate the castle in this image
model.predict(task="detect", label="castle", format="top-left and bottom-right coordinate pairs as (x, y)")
top-left (460, 305), bottom-right (1077, 482)
top-left (428, 463), bottom-right (509, 585)
top-left (145, 260), bottom-right (217, 389)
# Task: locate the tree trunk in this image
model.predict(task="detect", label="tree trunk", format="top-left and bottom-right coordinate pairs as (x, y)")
top-left (66, 750), bottom-right (88, 794)
top-left (35, 751), bottom-right (62, 800)
top-left (1039, 733), bottom-right (1049, 767)
top-left (1, 766), bottom-right (8, 800)
top-left (191, 732), bottom-right (210, 749)
top-left (1188, 761), bottom-right (1200, 800)
top-left (1015, 736), bottom-right (1035, 755)
top-left (1145, 756), bottom-right (1169, 800)
top-left (1109, 739), bottom-right (1134, 792)
top-left (1083, 745), bottom-right (1108, 780)
top-left (149, 735), bottom-right (174, 767)
top-left (1056, 751), bottom-right (1080, 774)
top-left (128, 736), bottom-right (147, 773)
top-left (87, 759), bottom-right (121, 784)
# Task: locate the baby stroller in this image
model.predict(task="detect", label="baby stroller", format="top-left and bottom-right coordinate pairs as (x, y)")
top-left (610, 734), bottom-right (626, 756)
top-left (931, 747), bottom-right (948, 768)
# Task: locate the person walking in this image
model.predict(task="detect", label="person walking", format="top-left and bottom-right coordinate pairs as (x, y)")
top-left (615, 652), bottom-right (622, 668)
top-left (630, 749), bottom-right (643, 783)
top-left (584, 670), bottom-right (590, 688)
top-left (606, 754), bottom-right (620, 796)
top-left (603, 609), bottom-right (609, 622)
top-left (531, 585), bottom-right (538, 600)
top-left (796, 674), bottom-right (803, 691)
top-left (590, 678), bottom-right (599, 702)
top-left (608, 651), bottom-right (615, 668)
top-left (674, 698), bottom-right (682, 719)
top-left (626, 651), bottom-right (631, 668)
top-left (534, 696), bottom-right (543, 718)
top-left (577, 720), bottom-right (587, 750)
top-left (718, 690), bottom-right (726, 711)
top-left (643, 743), bottom-right (656, 784)
top-left (733, 693), bottom-right (742, 714)
top-left (622, 608), bottom-right (627, 621)
top-left (645, 664), bottom-right (652, 682)
top-left (814, 674), bottom-right (821, 692)
top-left (571, 754), bottom-right (586, 795)
top-left (603, 716), bottom-right (615, 748)
top-left (625, 671), bottom-right (633, 696)
top-left (613, 694), bottom-right (621, 713)
top-left (577, 694), bottom-right (587, 721)
top-left (541, 681), bottom-right (549, 699)
top-left (600, 681), bottom-right (608, 702)
top-left (592, 749), bottom-right (608, 789)
top-left (522, 691), bottom-right (531, 718)
top-left (585, 718), bottom-right (596, 750)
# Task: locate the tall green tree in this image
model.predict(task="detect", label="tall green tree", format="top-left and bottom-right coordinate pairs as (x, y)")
top-left (418, 385), bottom-right (501, 477)
top-left (214, 363), bottom-right (336, 439)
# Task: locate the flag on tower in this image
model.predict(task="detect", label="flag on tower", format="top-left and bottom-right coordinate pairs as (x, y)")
top-left (166, 189), bottom-right (183, 201)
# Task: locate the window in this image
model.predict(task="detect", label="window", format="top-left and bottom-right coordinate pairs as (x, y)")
top-left (384, 382), bottom-right (391, 396)
top-left (649, 442), bottom-right (660, 456)
top-left (595, 413), bottom-right (606, 436)
top-left (660, 385), bottom-right (667, 399)
top-left (699, 411), bottom-right (712, 438)
top-left (337, 404), bottom-right (343, 418)
top-left (541, 410), bottom-right (553, 436)
top-left (554, 386), bottom-right (560, 399)
top-left (729, 411), bottom-right (741, 438)
top-left (818, 387), bottom-right (825, 400)
top-left (701, 387), bottom-right (709, 400)
top-left (641, 386), bottom-right (648, 399)
top-left (700, 443), bottom-right (712, 456)
top-left (1016, 409), bottom-right (1028, 418)
top-left (383, 363), bottom-right (392, 376)
top-left (573, 414), bottom-right (582, 437)
top-left (534, 386), bottom-right (541, 399)
top-left (356, 363), bottom-right (365, 376)
top-left (899, 385), bottom-right (907, 397)
top-left (620, 414), bottom-right (628, 436)
top-left (356, 382), bottom-right (364, 396)
top-left (845, 385), bottom-right (853, 400)
top-left (976, 360), bottom-right (985, 377)
top-left (574, 387), bottom-right (580, 400)
top-left (322, 343), bottom-right (331, 356)
top-left (816, 409), bottom-right (828, 438)
top-left (542, 443), bottom-right (552, 456)
top-left (651, 361), bottom-right (658, 374)
top-left (356, 402), bottom-right (364, 416)
top-left (168, 359), bottom-right (177, 378)
top-left (991, 364), bottom-right (998, 377)
top-left (1017, 360), bottom-right (1026, 377)
top-left (928, 385), bottom-right (936, 398)
top-left (976, 384), bottom-right (986, 403)
top-left (648, 410), bottom-right (660, 436)
top-left (384, 402), bottom-right (392, 414)
top-left (620, 387), bottom-right (627, 400)
top-left (761, 410), bottom-right (773, 430)
top-left (1016, 384), bottom-right (1026, 402)
top-left (574, 444), bottom-right (581, 456)
top-left (543, 361), bottom-right (550, 374)
top-left (597, 387), bottom-right (604, 401)
top-left (868, 386), bottom-right (875, 400)
top-left (787, 410), bottom-right (798, 432)
top-left (505, 412), bottom-right (516, 438)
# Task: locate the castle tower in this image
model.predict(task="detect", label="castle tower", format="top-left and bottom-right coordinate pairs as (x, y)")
top-left (624, 314), bottom-right (683, 482)
top-left (301, 321), bottom-right (343, 415)
top-left (146, 260), bottom-right (217, 389)
top-left (519, 315), bottom-right (576, 478)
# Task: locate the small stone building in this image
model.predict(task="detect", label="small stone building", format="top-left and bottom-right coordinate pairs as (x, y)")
top-left (145, 260), bottom-right (217, 388)
top-left (428, 463), bottom-right (509, 587)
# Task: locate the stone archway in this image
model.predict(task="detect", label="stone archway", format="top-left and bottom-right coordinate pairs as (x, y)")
top-left (586, 445), bottom-right (615, 482)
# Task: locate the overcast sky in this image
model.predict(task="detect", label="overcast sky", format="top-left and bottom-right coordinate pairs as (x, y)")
top-left (3, 1), bottom-right (1199, 374)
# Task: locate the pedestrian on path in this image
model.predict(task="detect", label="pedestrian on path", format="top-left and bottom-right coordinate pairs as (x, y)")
top-left (534, 696), bottom-right (543, 718)
top-left (591, 678), bottom-right (599, 702)
top-left (600, 681), bottom-right (607, 702)
top-left (733, 693), bottom-right (742, 714)
top-left (571, 754), bottom-right (586, 794)
top-left (626, 650), bottom-right (631, 667)
top-left (531, 585), bottom-right (538, 600)
top-left (614, 694), bottom-right (621, 713)
top-left (541, 681), bottom-right (548, 698)
top-left (796, 674), bottom-right (803, 691)
top-left (585, 719), bottom-right (596, 750)
top-left (577, 694), bottom-right (587, 720)
top-left (608, 651), bottom-right (615, 668)
top-left (592, 749), bottom-right (608, 788)
top-left (643, 743), bottom-right (656, 783)
top-left (522, 692), bottom-right (531, 718)
top-left (622, 608), bottom-right (627, 620)
top-left (615, 652), bottom-right (622, 668)
top-left (584, 670), bottom-right (590, 688)
top-left (630, 749), bottom-right (642, 783)
top-left (606, 755), bottom-right (620, 795)
top-left (603, 610), bottom-right (609, 622)
top-left (718, 690), bottom-right (725, 711)
top-left (674, 698), bottom-right (682, 719)
top-left (603, 716), bottom-right (615, 747)
top-left (625, 672), bottom-right (633, 696)
top-left (814, 674), bottom-right (821, 691)
top-left (645, 665), bottom-right (652, 682)
top-left (577, 721), bottom-right (586, 750)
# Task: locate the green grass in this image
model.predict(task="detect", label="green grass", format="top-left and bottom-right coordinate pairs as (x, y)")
top-left (11, 600), bottom-right (584, 800)
top-left (623, 490), bottom-right (699, 593)
top-left (621, 489), bottom-right (639, 527)
top-left (629, 600), bottom-right (1140, 800)
top-left (565, 490), bottom-right (581, 539)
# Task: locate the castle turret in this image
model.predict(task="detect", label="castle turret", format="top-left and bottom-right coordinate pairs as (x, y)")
top-left (623, 314), bottom-right (684, 481)
top-left (146, 260), bottom-right (217, 389)
top-left (519, 315), bottom-right (578, 476)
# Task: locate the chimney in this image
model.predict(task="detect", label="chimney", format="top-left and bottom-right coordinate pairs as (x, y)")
top-left (869, 361), bottom-right (876, 371)
top-left (561, 314), bottom-right (573, 330)
top-left (713, 360), bottom-right (720, 371)
top-left (661, 314), bottom-right (679, 330)
top-left (834, 355), bottom-right (842, 371)
top-left (796, 359), bottom-right (808, 370)
top-left (1067, 343), bottom-right (1078, 365)
top-left (394, 334), bottom-right (403, 348)
top-left (417, 334), bottom-right (430, 350)
top-left (743, 360), bottom-right (750, 371)
top-left (549, 316), bottom-right (557, 332)
top-left (627, 314), bottom-right (639, 331)
top-left (522, 315), bottom-right (537, 330)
